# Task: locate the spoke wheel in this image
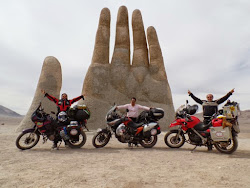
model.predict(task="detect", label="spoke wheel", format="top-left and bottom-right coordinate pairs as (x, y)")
top-left (92, 131), bottom-right (111, 148)
top-left (214, 137), bottom-right (238, 154)
top-left (16, 131), bottom-right (40, 150)
top-left (164, 131), bottom-right (185, 148)
top-left (139, 135), bottom-right (158, 148)
top-left (67, 130), bottom-right (87, 148)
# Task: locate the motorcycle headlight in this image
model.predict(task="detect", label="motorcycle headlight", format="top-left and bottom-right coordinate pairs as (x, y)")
top-left (106, 114), bottom-right (112, 121)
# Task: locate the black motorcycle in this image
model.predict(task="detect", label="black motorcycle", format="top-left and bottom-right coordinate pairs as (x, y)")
top-left (92, 105), bottom-right (164, 148)
top-left (16, 103), bottom-right (89, 150)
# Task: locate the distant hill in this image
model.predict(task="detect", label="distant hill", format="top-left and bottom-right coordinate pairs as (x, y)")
top-left (0, 105), bottom-right (22, 117)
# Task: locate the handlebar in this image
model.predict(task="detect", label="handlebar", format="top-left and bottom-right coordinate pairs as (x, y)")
top-left (185, 114), bottom-right (192, 122)
top-left (35, 102), bottom-right (42, 111)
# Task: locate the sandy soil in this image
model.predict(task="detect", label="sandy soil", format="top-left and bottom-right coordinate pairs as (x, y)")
top-left (0, 117), bottom-right (250, 188)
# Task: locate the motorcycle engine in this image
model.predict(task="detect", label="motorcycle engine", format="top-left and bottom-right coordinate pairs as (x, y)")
top-left (188, 131), bottom-right (202, 144)
top-left (48, 134), bottom-right (55, 141)
top-left (116, 124), bottom-right (126, 136)
top-left (116, 124), bottom-right (130, 143)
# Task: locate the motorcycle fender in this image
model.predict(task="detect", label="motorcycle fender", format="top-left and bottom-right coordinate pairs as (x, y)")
top-left (22, 128), bottom-right (36, 134)
top-left (96, 128), bottom-right (103, 133)
top-left (169, 125), bottom-right (182, 131)
top-left (96, 128), bottom-right (109, 134)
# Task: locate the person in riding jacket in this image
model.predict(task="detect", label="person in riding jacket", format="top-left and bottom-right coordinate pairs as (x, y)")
top-left (41, 90), bottom-right (84, 114)
top-left (188, 89), bottom-right (234, 124)
top-left (116, 97), bottom-right (150, 122)
top-left (41, 90), bottom-right (84, 149)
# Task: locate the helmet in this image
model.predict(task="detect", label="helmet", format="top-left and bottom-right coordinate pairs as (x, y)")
top-left (186, 105), bottom-right (198, 115)
top-left (58, 111), bottom-right (68, 122)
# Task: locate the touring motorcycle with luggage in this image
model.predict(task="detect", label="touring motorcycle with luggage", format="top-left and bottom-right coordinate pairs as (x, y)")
top-left (164, 100), bottom-right (240, 154)
top-left (16, 103), bottom-right (90, 150)
top-left (92, 105), bottom-right (164, 148)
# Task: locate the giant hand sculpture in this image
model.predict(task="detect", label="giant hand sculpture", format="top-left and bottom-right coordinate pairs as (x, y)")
top-left (16, 57), bottom-right (62, 132)
top-left (17, 6), bottom-right (175, 132)
top-left (81, 6), bottom-right (175, 130)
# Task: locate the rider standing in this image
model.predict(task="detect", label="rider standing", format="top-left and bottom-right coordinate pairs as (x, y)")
top-left (41, 90), bottom-right (84, 114)
top-left (188, 89), bottom-right (234, 124)
top-left (41, 90), bottom-right (84, 149)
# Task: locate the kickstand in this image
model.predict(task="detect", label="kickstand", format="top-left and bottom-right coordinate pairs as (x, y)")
top-left (84, 125), bottom-right (89, 132)
top-left (191, 145), bottom-right (197, 153)
top-left (57, 141), bottom-right (62, 150)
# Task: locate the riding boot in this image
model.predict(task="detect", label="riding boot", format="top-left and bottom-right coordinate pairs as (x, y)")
top-left (51, 143), bottom-right (58, 150)
top-left (51, 137), bottom-right (59, 150)
top-left (207, 144), bottom-right (213, 151)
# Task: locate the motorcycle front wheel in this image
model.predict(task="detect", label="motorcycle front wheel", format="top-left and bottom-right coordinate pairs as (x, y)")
top-left (214, 137), bottom-right (238, 154)
top-left (139, 135), bottom-right (158, 148)
top-left (67, 130), bottom-right (87, 149)
top-left (164, 131), bottom-right (185, 148)
top-left (92, 130), bottom-right (111, 148)
top-left (16, 131), bottom-right (40, 150)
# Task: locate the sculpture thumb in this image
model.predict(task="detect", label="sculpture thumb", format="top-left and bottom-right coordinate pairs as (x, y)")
top-left (16, 56), bottom-right (62, 132)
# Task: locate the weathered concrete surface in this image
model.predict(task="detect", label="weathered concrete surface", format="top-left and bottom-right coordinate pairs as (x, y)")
top-left (81, 6), bottom-right (175, 131)
top-left (16, 56), bottom-right (62, 132)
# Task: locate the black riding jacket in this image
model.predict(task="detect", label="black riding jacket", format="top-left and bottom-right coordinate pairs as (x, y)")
top-left (189, 92), bottom-right (232, 118)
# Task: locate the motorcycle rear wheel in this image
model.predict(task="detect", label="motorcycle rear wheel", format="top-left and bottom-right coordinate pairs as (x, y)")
top-left (214, 137), bottom-right (238, 154)
top-left (92, 131), bottom-right (111, 148)
top-left (164, 131), bottom-right (185, 148)
top-left (16, 131), bottom-right (40, 150)
top-left (67, 130), bottom-right (87, 148)
top-left (139, 135), bottom-right (158, 148)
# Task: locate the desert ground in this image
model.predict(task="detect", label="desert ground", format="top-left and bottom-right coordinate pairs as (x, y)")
top-left (0, 113), bottom-right (250, 188)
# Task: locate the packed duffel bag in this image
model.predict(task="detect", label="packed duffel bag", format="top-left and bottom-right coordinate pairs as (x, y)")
top-left (68, 105), bottom-right (90, 121)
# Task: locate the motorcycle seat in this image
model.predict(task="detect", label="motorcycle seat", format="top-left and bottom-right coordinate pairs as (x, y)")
top-left (194, 122), bottom-right (210, 131)
top-left (129, 121), bottom-right (144, 128)
top-left (134, 122), bottom-right (144, 127)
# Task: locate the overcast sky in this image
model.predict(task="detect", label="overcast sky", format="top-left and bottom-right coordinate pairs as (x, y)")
top-left (0, 0), bottom-right (249, 115)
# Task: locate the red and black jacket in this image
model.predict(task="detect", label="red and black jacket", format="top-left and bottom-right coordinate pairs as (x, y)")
top-left (45, 93), bottom-right (84, 112)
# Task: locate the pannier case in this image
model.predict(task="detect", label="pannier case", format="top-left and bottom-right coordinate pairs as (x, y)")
top-left (210, 127), bottom-right (232, 141)
top-left (223, 105), bottom-right (238, 119)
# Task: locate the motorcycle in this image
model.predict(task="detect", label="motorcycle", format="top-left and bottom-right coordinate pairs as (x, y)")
top-left (92, 105), bottom-right (164, 148)
top-left (164, 100), bottom-right (240, 154)
top-left (16, 103), bottom-right (89, 150)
